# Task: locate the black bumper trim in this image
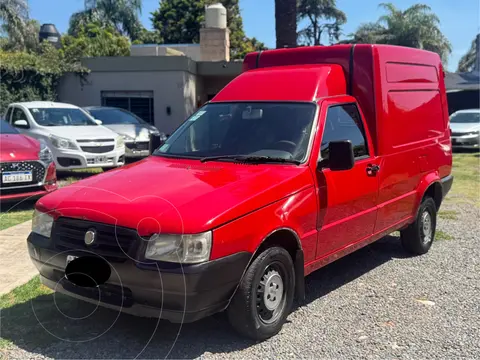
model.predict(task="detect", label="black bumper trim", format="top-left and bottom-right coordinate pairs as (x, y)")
top-left (441, 174), bottom-right (454, 199)
top-left (28, 232), bottom-right (251, 323)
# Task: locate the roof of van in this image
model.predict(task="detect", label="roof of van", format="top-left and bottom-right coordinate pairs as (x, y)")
top-left (11, 101), bottom-right (80, 109)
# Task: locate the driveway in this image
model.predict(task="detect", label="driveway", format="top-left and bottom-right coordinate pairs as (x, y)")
top-left (1, 200), bottom-right (478, 359)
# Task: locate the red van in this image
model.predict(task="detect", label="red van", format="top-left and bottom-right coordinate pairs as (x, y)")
top-left (28, 45), bottom-right (453, 340)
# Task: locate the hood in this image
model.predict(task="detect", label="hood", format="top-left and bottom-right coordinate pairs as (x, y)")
top-left (46, 125), bottom-right (118, 140)
top-left (0, 134), bottom-right (40, 162)
top-left (37, 156), bottom-right (313, 235)
top-left (103, 124), bottom-right (158, 141)
top-left (450, 122), bottom-right (480, 133)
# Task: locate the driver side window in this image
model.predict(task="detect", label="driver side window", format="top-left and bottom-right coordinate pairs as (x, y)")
top-left (320, 104), bottom-right (369, 161)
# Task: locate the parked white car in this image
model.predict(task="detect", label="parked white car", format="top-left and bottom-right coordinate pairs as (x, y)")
top-left (450, 109), bottom-right (480, 150)
top-left (4, 102), bottom-right (125, 171)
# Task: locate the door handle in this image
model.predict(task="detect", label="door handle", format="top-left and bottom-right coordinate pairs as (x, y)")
top-left (366, 164), bottom-right (380, 175)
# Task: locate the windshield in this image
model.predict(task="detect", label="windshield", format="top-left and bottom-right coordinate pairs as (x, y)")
top-left (450, 112), bottom-right (480, 124)
top-left (88, 108), bottom-right (147, 125)
top-left (29, 108), bottom-right (97, 126)
top-left (0, 120), bottom-right (18, 134)
top-left (154, 102), bottom-right (317, 162)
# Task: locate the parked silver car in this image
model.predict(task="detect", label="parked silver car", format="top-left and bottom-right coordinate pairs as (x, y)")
top-left (84, 107), bottom-right (166, 159)
top-left (450, 109), bottom-right (480, 150)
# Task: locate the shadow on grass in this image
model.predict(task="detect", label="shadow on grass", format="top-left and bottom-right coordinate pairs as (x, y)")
top-left (0, 235), bottom-right (406, 359)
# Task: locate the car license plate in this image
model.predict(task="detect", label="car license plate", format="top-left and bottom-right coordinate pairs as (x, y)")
top-left (2, 171), bottom-right (33, 183)
top-left (95, 156), bottom-right (107, 164)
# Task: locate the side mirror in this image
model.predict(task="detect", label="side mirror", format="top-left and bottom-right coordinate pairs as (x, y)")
top-left (14, 119), bottom-right (29, 129)
top-left (322, 140), bottom-right (355, 171)
top-left (94, 119), bottom-right (103, 125)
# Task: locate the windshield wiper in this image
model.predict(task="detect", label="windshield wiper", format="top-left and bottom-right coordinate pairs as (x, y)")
top-left (200, 155), bottom-right (301, 165)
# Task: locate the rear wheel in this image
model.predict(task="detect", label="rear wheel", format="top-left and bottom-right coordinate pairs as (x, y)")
top-left (227, 247), bottom-right (295, 340)
top-left (401, 197), bottom-right (437, 255)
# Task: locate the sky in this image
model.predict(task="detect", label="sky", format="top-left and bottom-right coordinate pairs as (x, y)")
top-left (29, 0), bottom-right (480, 71)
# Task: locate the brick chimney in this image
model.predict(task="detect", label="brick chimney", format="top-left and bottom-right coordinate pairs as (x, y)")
top-left (200, 3), bottom-right (230, 62)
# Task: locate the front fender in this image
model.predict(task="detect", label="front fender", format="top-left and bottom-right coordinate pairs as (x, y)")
top-left (210, 187), bottom-right (317, 263)
top-left (413, 171), bottom-right (441, 216)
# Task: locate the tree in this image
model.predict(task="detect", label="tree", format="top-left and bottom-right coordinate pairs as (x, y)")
top-left (61, 23), bottom-right (131, 64)
top-left (346, 3), bottom-right (452, 63)
top-left (151, 0), bottom-right (266, 59)
top-left (151, 0), bottom-right (204, 44)
top-left (297, 0), bottom-right (346, 46)
top-left (68, 0), bottom-right (143, 40)
top-left (133, 28), bottom-right (163, 44)
top-left (0, 0), bottom-right (30, 50)
top-left (275, 0), bottom-right (297, 48)
top-left (457, 34), bottom-right (480, 73)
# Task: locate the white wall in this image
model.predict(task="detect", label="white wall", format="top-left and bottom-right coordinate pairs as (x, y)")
top-left (58, 71), bottom-right (198, 134)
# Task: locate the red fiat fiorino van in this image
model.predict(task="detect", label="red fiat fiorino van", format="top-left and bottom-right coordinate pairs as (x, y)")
top-left (28, 45), bottom-right (453, 340)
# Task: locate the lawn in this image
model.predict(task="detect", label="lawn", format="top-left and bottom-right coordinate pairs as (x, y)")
top-left (445, 152), bottom-right (480, 206)
top-left (0, 168), bottom-right (102, 231)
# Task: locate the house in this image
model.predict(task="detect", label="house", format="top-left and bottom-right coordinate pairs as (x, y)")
top-left (57, 4), bottom-right (243, 134)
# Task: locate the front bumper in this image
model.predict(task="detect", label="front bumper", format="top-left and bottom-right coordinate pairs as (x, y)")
top-left (0, 183), bottom-right (57, 202)
top-left (27, 232), bottom-right (250, 323)
top-left (451, 134), bottom-right (480, 149)
top-left (125, 141), bottom-right (150, 159)
top-left (51, 147), bottom-right (125, 170)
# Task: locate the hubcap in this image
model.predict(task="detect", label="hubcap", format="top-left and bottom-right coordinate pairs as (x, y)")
top-left (256, 266), bottom-right (285, 323)
top-left (421, 211), bottom-right (432, 244)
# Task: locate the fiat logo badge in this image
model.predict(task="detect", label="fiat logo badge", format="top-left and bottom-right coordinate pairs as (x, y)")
top-left (84, 229), bottom-right (96, 246)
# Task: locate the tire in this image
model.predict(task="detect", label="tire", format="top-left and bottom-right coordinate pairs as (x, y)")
top-left (401, 197), bottom-right (437, 255)
top-left (227, 247), bottom-right (295, 341)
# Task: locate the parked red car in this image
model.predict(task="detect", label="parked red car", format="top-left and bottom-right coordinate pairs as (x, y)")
top-left (1, 121), bottom-right (57, 202)
top-left (28, 45), bottom-right (453, 340)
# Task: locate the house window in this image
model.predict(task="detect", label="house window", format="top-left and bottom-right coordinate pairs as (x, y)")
top-left (101, 91), bottom-right (154, 125)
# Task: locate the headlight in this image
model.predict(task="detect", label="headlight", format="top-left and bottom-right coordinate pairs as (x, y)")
top-left (38, 143), bottom-right (53, 164)
top-left (116, 136), bottom-right (125, 147)
top-left (121, 134), bottom-right (133, 141)
top-left (49, 135), bottom-right (78, 150)
top-left (32, 209), bottom-right (54, 238)
top-left (145, 231), bottom-right (212, 263)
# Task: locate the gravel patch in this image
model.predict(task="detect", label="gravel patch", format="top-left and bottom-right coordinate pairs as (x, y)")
top-left (1, 201), bottom-right (479, 359)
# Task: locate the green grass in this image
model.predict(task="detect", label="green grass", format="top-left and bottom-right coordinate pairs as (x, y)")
top-left (435, 230), bottom-right (453, 241)
top-left (0, 208), bottom-right (33, 231)
top-left (448, 152), bottom-right (480, 206)
top-left (438, 210), bottom-right (459, 220)
top-left (0, 277), bottom-right (51, 310)
top-left (0, 276), bottom-right (52, 349)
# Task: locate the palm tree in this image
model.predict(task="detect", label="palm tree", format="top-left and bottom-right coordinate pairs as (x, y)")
top-left (0, 0), bottom-right (29, 47)
top-left (68, 0), bottom-right (142, 40)
top-left (275, 0), bottom-right (297, 48)
top-left (346, 3), bottom-right (452, 63)
top-left (457, 34), bottom-right (480, 72)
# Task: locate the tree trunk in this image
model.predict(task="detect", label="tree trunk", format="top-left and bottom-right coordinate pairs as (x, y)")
top-left (275, 0), bottom-right (297, 48)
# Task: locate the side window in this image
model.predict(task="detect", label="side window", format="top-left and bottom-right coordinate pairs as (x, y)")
top-left (11, 108), bottom-right (30, 128)
top-left (5, 107), bottom-right (13, 123)
top-left (320, 104), bottom-right (368, 160)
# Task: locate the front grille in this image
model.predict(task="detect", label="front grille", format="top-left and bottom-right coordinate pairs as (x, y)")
top-left (57, 158), bottom-right (82, 167)
top-left (53, 218), bottom-right (138, 262)
top-left (0, 161), bottom-right (45, 188)
top-left (126, 142), bottom-right (149, 151)
top-left (81, 145), bottom-right (115, 153)
top-left (77, 139), bottom-right (114, 143)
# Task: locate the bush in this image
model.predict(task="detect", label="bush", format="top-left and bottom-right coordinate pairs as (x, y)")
top-left (0, 43), bottom-right (87, 115)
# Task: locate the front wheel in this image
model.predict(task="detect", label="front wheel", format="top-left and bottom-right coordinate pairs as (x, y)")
top-left (401, 197), bottom-right (437, 255)
top-left (227, 247), bottom-right (295, 340)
